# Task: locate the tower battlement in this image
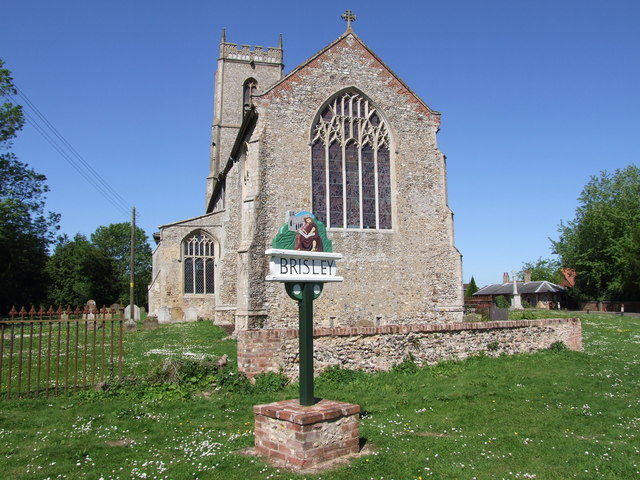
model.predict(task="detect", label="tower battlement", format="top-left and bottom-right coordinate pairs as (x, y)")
top-left (220, 42), bottom-right (283, 64)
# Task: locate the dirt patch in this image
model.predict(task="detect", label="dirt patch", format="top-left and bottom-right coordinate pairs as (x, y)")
top-left (414, 431), bottom-right (450, 437)
top-left (105, 438), bottom-right (135, 447)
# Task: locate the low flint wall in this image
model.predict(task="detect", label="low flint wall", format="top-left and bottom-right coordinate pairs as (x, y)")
top-left (579, 301), bottom-right (640, 313)
top-left (237, 318), bottom-right (582, 379)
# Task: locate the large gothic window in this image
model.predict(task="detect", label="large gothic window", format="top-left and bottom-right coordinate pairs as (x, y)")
top-left (312, 91), bottom-right (392, 229)
top-left (183, 232), bottom-right (215, 294)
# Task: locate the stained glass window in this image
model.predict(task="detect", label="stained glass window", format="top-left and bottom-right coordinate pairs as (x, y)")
top-left (183, 232), bottom-right (215, 294)
top-left (378, 146), bottom-right (392, 229)
top-left (361, 145), bottom-right (376, 229)
top-left (345, 142), bottom-right (359, 228)
top-left (328, 143), bottom-right (343, 228)
top-left (311, 91), bottom-right (392, 230)
top-left (311, 142), bottom-right (326, 220)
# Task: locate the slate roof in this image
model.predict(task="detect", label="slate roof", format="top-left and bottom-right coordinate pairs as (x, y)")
top-left (473, 281), bottom-right (566, 296)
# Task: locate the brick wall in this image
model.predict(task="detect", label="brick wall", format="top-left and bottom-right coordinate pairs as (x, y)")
top-left (237, 318), bottom-right (582, 378)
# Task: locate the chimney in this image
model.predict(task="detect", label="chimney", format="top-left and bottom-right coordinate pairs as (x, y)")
top-left (502, 272), bottom-right (510, 283)
top-left (524, 270), bottom-right (532, 283)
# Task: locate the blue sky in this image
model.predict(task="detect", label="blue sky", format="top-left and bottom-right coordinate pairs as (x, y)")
top-left (2, 0), bottom-right (638, 287)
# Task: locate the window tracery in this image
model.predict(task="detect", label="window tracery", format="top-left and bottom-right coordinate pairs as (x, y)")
top-left (312, 91), bottom-right (392, 229)
top-left (183, 232), bottom-right (215, 294)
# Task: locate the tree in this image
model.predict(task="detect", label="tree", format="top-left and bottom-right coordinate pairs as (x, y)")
top-left (552, 165), bottom-right (640, 301)
top-left (91, 223), bottom-right (152, 308)
top-left (0, 59), bottom-right (24, 144)
top-left (464, 276), bottom-right (479, 297)
top-left (46, 234), bottom-right (120, 307)
top-left (519, 257), bottom-right (562, 284)
top-left (0, 59), bottom-right (59, 313)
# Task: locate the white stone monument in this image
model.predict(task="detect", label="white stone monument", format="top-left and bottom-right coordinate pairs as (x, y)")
top-left (510, 270), bottom-right (523, 310)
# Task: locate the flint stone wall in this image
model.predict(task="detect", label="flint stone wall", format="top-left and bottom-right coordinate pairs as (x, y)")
top-left (237, 318), bottom-right (582, 379)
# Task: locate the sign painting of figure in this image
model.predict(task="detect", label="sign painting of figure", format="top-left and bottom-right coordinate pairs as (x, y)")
top-left (295, 217), bottom-right (323, 252)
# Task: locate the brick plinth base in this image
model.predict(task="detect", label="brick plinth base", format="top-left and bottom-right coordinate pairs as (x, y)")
top-left (253, 399), bottom-right (360, 468)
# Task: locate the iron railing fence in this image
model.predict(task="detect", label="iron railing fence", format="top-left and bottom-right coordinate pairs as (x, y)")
top-left (1, 306), bottom-right (123, 399)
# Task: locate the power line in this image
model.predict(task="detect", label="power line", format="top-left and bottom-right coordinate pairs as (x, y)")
top-left (13, 87), bottom-right (131, 215)
top-left (8, 87), bottom-right (132, 218)
top-left (19, 108), bottom-right (131, 218)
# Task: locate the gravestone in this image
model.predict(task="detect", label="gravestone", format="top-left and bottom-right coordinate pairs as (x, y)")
top-left (184, 307), bottom-right (198, 322)
top-left (171, 307), bottom-right (183, 321)
top-left (124, 304), bottom-right (141, 321)
top-left (85, 299), bottom-right (104, 329)
top-left (143, 315), bottom-right (159, 330)
top-left (157, 306), bottom-right (171, 324)
top-left (84, 299), bottom-right (97, 320)
top-left (490, 306), bottom-right (508, 321)
top-left (110, 303), bottom-right (124, 319)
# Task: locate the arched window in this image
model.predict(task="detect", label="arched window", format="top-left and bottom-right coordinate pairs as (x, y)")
top-left (183, 232), bottom-right (215, 294)
top-left (312, 91), bottom-right (392, 229)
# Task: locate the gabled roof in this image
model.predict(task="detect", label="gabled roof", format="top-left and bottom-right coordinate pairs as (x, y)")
top-left (256, 29), bottom-right (440, 119)
top-left (157, 210), bottom-right (220, 229)
top-left (473, 281), bottom-right (566, 296)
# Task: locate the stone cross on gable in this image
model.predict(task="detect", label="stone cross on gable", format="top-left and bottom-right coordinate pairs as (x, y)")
top-left (341, 10), bottom-right (357, 30)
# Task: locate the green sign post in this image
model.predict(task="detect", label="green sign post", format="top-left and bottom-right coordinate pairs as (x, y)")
top-left (266, 212), bottom-right (342, 406)
top-left (287, 282), bottom-right (320, 405)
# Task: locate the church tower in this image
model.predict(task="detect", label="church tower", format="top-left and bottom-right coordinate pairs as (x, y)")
top-left (205, 30), bottom-right (284, 210)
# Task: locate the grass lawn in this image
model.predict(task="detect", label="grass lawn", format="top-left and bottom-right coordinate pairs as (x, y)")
top-left (0, 311), bottom-right (638, 479)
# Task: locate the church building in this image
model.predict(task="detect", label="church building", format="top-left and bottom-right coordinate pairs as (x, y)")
top-left (149, 14), bottom-right (464, 330)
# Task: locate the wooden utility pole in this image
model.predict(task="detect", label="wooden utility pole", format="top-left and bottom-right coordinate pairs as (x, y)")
top-left (127, 207), bottom-right (137, 329)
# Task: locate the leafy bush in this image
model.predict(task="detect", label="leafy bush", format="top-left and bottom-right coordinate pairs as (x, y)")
top-left (494, 295), bottom-right (511, 309)
top-left (549, 341), bottom-right (568, 352)
top-left (78, 353), bottom-right (251, 400)
top-left (253, 371), bottom-right (289, 393)
top-left (512, 310), bottom-right (536, 320)
top-left (212, 366), bottom-right (253, 394)
top-left (392, 355), bottom-right (419, 374)
top-left (147, 357), bottom-right (218, 387)
top-left (428, 359), bottom-right (464, 377)
top-left (463, 312), bottom-right (483, 323)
